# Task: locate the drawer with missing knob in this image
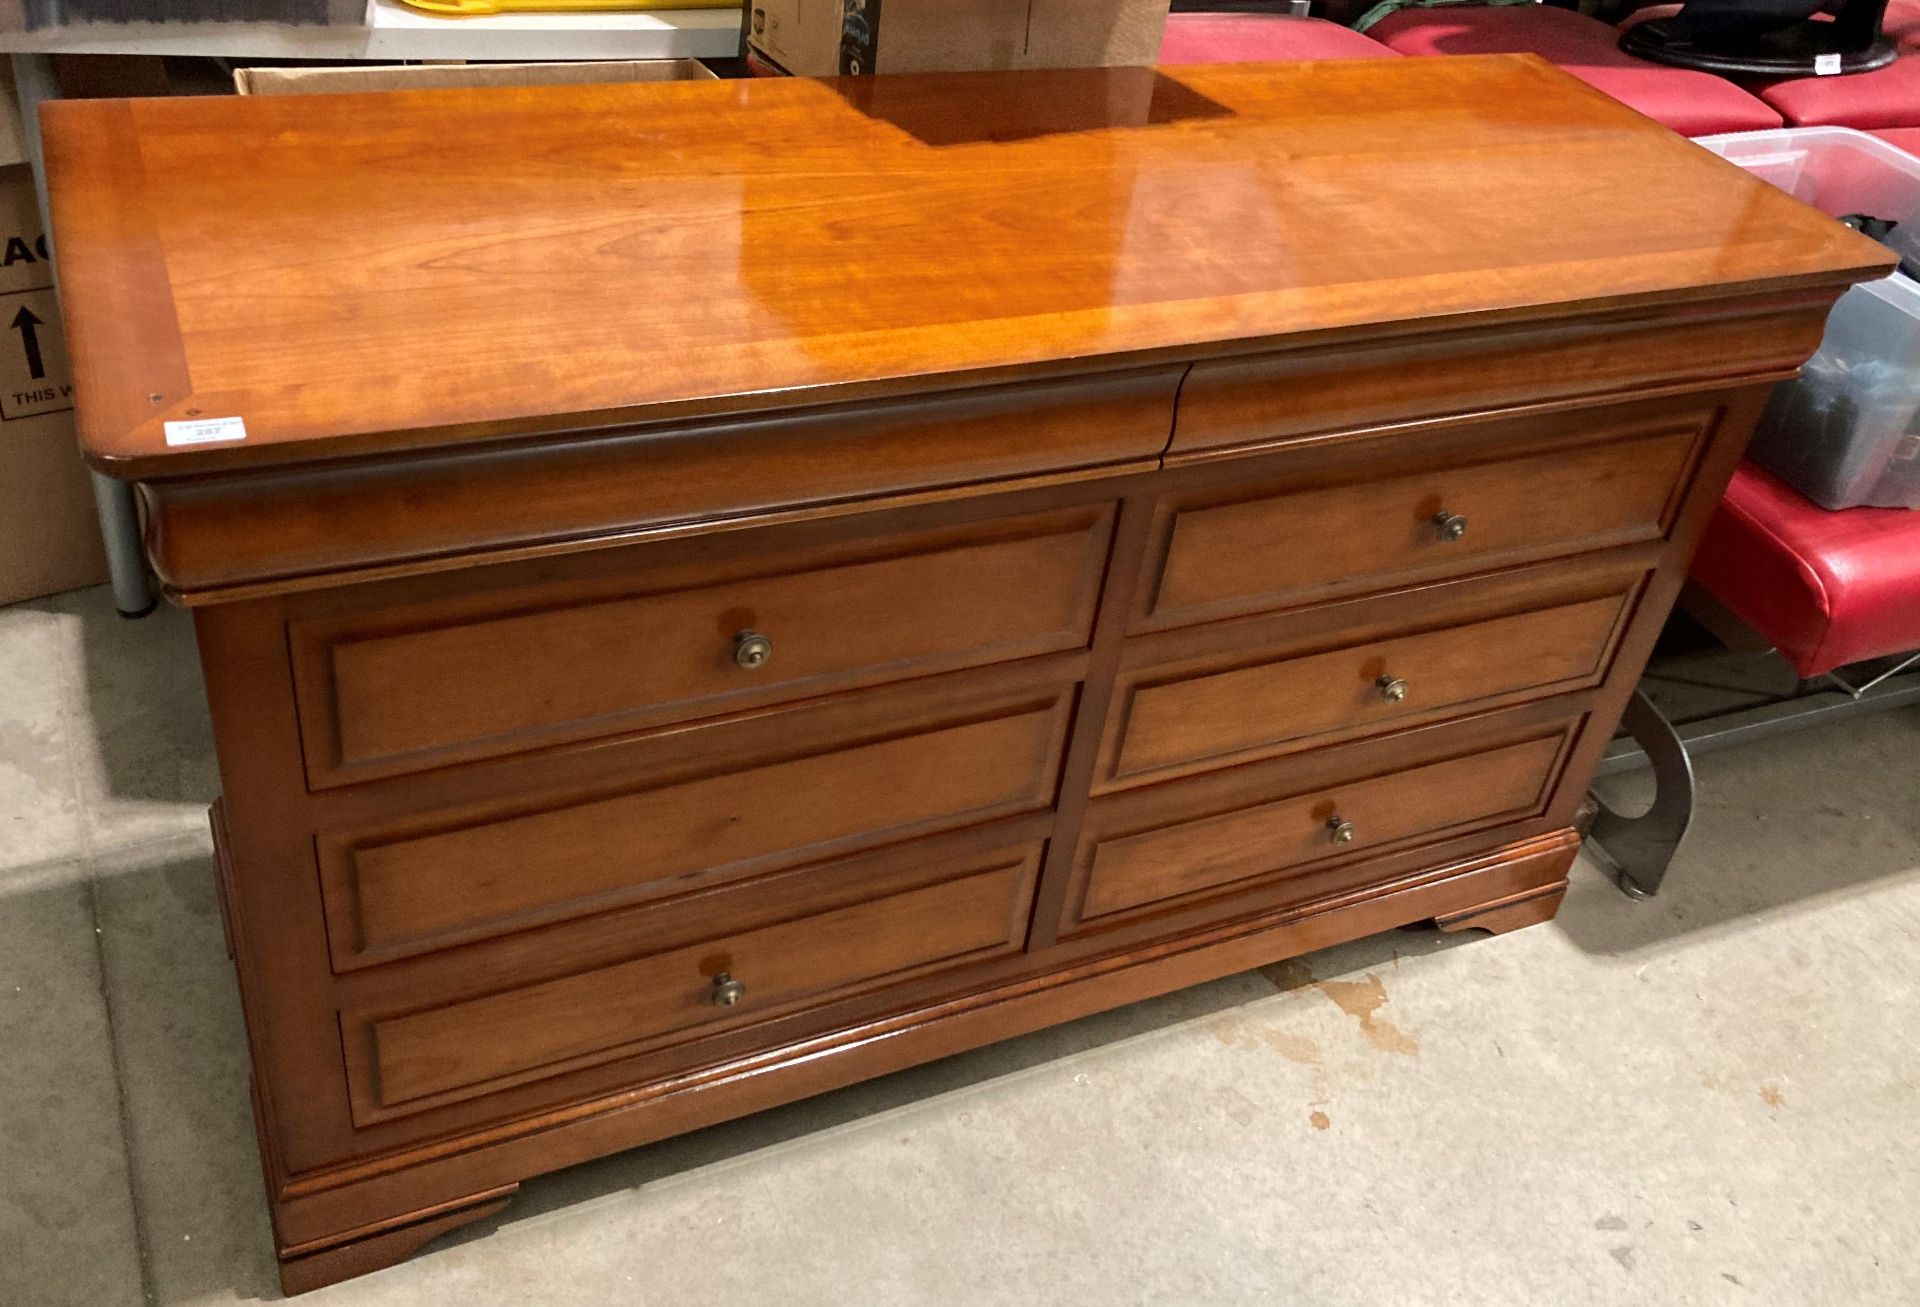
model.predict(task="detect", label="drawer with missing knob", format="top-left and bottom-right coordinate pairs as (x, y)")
top-left (1135, 403), bottom-right (1709, 631)
top-left (1061, 715), bottom-right (1578, 937)
top-left (1095, 575), bottom-right (1641, 792)
top-left (340, 841), bottom-right (1045, 1125)
top-left (287, 503), bottom-right (1115, 787)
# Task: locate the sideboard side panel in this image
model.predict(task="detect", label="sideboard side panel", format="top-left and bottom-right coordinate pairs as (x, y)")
top-left (193, 600), bottom-right (360, 1185)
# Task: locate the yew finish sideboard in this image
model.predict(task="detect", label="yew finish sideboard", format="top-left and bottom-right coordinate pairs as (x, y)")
top-left (42, 56), bottom-right (1890, 1293)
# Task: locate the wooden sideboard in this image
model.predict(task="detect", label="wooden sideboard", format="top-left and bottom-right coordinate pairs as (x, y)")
top-left (43, 57), bottom-right (1889, 1294)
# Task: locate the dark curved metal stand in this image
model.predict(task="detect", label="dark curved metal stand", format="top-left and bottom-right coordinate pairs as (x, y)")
top-left (1589, 689), bottom-right (1697, 899)
top-left (1620, 0), bottom-right (1897, 77)
top-left (1590, 651), bottom-right (1920, 899)
top-left (1623, 22), bottom-right (1895, 76)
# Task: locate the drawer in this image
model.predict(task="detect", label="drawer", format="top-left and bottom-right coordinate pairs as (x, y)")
top-left (290, 505), bottom-right (1114, 787)
top-left (346, 843), bottom-right (1044, 1121)
top-left (318, 685), bottom-right (1076, 968)
top-left (1097, 586), bottom-right (1637, 791)
top-left (1067, 728), bottom-right (1572, 934)
top-left (1138, 418), bottom-right (1702, 630)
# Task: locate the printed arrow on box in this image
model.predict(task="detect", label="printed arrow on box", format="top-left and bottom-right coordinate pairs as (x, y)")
top-left (10, 305), bottom-right (45, 382)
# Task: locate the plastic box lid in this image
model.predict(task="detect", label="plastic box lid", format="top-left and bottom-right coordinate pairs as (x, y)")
top-left (1696, 126), bottom-right (1920, 239)
top-left (1698, 127), bottom-right (1920, 509)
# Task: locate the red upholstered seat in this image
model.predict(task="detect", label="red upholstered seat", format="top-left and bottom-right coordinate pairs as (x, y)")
top-left (1751, 1), bottom-right (1920, 129)
top-left (1370, 4), bottom-right (1783, 135)
top-left (1887, 0), bottom-right (1920, 41)
top-left (1690, 461), bottom-right (1920, 677)
top-left (1874, 125), bottom-right (1920, 153)
top-left (1755, 58), bottom-right (1920, 130)
top-left (1159, 13), bottom-right (1398, 64)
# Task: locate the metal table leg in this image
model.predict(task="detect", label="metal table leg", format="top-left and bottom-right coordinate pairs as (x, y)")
top-left (10, 52), bottom-right (156, 618)
top-left (1588, 689), bottom-right (1697, 898)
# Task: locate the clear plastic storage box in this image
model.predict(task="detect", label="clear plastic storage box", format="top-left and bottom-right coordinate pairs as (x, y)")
top-left (1697, 127), bottom-right (1920, 509)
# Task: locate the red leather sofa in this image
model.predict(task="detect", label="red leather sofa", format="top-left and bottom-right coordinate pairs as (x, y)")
top-left (1159, 8), bottom-right (1785, 136)
top-left (1366, 3), bottom-right (1784, 135)
top-left (1162, 4), bottom-right (1920, 143)
top-left (1160, 12), bottom-right (1399, 63)
top-left (1745, 0), bottom-right (1920, 129)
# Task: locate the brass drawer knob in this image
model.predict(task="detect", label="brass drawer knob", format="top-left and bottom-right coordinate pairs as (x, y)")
top-left (708, 972), bottom-right (748, 1007)
top-left (1376, 675), bottom-right (1410, 704)
top-left (1326, 816), bottom-right (1358, 846)
top-left (732, 630), bottom-right (773, 670)
top-left (1432, 512), bottom-right (1470, 542)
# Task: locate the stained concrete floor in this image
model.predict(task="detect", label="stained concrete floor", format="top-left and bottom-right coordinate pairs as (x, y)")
top-left (2, 584), bottom-right (1917, 1307)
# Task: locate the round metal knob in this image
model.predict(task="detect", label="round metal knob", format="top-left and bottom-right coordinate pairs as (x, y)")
top-left (708, 972), bottom-right (748, 1007)
top-left (732, 630), bottom-right (773, 670)
top-left (1326, 816), bottom-right (1358, 846)
top-left (1376, 675), bottom-right (1410, 704)
top-left (1433, 512), bottom-right (1470, 542)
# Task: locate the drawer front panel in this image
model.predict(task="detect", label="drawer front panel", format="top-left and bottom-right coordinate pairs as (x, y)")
top-left (321, 694), bottom-right (1074, 967)
top-left (1073, 731), bottom-right (1567, 929)
top-left (293, 506), bottom-right (1112, 786)
top-left (1143, 423), bottom-right (1698, 629)
top-left (1101, 590), bottom-right (1633, 790)
top-left (1167, 306), bottom-right (1825, 456)
top-left (359, 849), bottom-right (1042, 1115)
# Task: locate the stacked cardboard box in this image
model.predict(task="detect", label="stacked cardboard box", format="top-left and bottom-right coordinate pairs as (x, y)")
top-left (748, 0), bottom-right (1171, 77)
top-left (0, 67), bottom-right (104, 606)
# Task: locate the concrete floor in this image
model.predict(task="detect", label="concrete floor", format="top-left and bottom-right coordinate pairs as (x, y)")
top-left (3, 584), bottom-right (1918, 1307)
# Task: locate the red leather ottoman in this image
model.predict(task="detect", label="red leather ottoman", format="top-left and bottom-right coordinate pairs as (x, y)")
top-left (1370, 4), bottom-right (1783, 135)
top-left (1750, 1), bottom-right (1920, 129)
top-left (1159, 13), bottom-right (1398, 64)
top-left (1875, 126), bottom-right (1920, 153)
top-left (1690, 461), bottom-right (1920, 677)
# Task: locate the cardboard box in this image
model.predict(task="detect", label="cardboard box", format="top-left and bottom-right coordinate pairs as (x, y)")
top-left (748, 0), bottom-right (1171, 77)
top-left (0, 144), bottom-right (107, 604)
top-left (234, 58), bottom-right (717, 96)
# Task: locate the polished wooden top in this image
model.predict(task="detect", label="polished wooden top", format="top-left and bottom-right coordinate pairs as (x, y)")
top-left (46, 55), bottom-right (1890, 477)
